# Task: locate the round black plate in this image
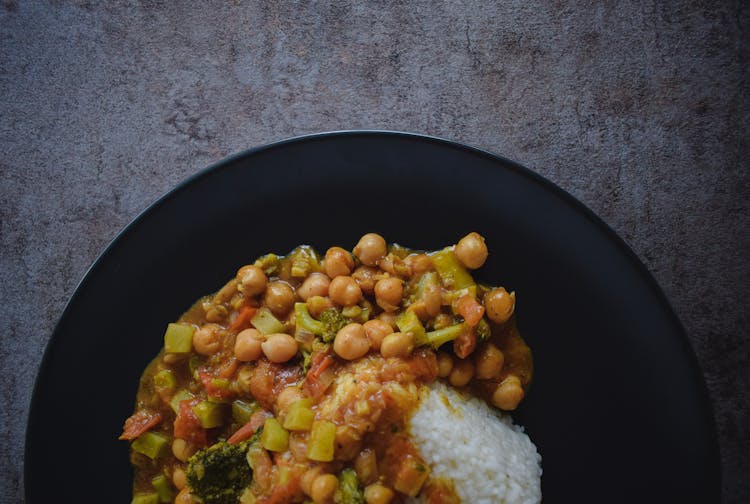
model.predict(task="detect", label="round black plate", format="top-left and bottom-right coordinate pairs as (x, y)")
top-left (25, 131), bottom-right (720, 503)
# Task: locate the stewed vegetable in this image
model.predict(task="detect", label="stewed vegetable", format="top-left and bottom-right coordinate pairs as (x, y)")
top-left (121, 232), bottom-right (533, 504)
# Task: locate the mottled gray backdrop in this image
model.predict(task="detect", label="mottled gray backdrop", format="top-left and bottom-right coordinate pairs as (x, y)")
top-left (1, 1), bottom-right (748, 503)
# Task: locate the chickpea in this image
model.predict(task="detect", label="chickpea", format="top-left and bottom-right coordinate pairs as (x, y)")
top-left (307, 295), bottom-right (335, 317)
top-left (377, 311), bottom-right (398, 329)
top-left (484, 287), bottom-right (515, 324)
top-left (193, 323), bottom-right (224, 356)
top-left (261, 333), bottom-right (298, 363)
top-left (422, 281), bottom-right (442, 318)
top-left (380, 332), bottom-right (414, 358)
top-left (289, 431), bottom-right (309, 462)
top-left (264, 281), bottom-right (295, 316)
top-left (436, 351), bottom-right (454, 378)
top-left (492, 375), bottom-right (525, 410)
top-left (301, 467), bottom-right (324, 496)
top-left (234, 328), bottom-right (264, 361)
top-left (175, 488), bottom-right (195, 504)
top-left (405, 253), bottom-right (433, 276)
top-left (475, 343), bottom-right (505, 380)
top-left (276, 386), bottom-right (304, 414)
top-left (205, 304), bottom-right (228, 323)
top-left (352, 265), bottom-right (379, 294)
top-left (298, 273), bottom-right (331, 300)
top-left (329, 276), bottom-right (363, 306)
top-left (363, 319), bottom-right (393, 351)
top-left (324, 247), bottom-right (354, 278)
top-left (354, 448), bottom-right (378, 485)
top-left (173, 466), bottom-right (187, 490)
top-left (353, 233), bottom-right (387, 266)
top-left (454, 232), bottom-right (488, 270)
top-left (374, 277), bottom-right (403, 312)
top-left (237, 265), bottom-right (268, 297)
top-left (162, 353), bottom-right (185, 365)
top-left (172, 438), bottom-right (197, 462)
top-left (364, 484), bottom-right (395, 504)
top-left (333, 323), bottom-right (370, 360)
top-left (214, 279), bottom-right (239, 304)
top-left (311, 473), bottom-right (339, 503)
top-left (449, 359), bottom-right (474, 387)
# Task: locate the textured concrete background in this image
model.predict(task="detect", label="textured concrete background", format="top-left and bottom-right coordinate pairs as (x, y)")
top-left (1, 1), bottom-right (748, 502)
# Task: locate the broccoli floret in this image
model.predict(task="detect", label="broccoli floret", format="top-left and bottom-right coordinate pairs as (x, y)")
top-left (288, 245), bottom-right (321, 278)
top-left (186, 434), bottom-right (259, 504)
top-left (318, 308), bottom-right (351, 343)
top-left (476, 317), bottom-right (491, 341)
top-left (336, 468), bottom-right (364, 504)
top-left (295, 303), bottom-right (351, 344)
top-left (254, 253), bottom-right (280, 276)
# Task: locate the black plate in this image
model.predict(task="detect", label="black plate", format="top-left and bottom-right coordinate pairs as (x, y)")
top-left (25, 131), bottom-right (720, 503)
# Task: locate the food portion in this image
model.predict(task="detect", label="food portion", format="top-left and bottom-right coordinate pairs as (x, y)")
top-left (409, 382), bottom-right (541, 504)
top-left (121, 232), bottom-right (540, 504)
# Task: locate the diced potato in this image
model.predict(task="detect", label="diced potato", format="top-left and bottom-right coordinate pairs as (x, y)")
top-left (251, 307), bottom-right (285, 335)
top-left (282, 398), bottom-right (315, 431)
top-left (131, 432), bottom-right (168, 460)
top-left (307, 420), bottom-right (336, 462)
top-left (261, 417), bottom-right (289, 452)
top-left (192, 401), bottom-right (227, 429)
top-left (164, 323), bottom-right (194, 353)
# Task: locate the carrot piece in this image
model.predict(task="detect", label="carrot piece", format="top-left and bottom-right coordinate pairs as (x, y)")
top-left (119, 409), bottom-right (163, 440)
top-left (227, 410), bottom-right (272, 445)
top-left (303, 353), bottom-right (335, 399)
top-left (456, 295), bottom-right (485, 327)
top-left (229, 305), bottom-right (258, 333)
top-left (308, 354), bottom-right (334, 380)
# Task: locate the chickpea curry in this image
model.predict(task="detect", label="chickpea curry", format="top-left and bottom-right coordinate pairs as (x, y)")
top-left (121, 232), bottom-right (533, 504)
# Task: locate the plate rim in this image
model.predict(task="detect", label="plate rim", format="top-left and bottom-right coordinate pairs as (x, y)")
top-left (24, 129), bottom-right (721, 500)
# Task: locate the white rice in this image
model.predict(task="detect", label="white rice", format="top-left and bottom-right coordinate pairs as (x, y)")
top-left (408, 382), bottom-right (542, 504)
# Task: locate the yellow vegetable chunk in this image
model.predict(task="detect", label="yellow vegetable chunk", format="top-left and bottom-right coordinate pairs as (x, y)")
top-left (164, 323), bottom-right (195, 353)
top-left (282, 398), bottom-right (315, 431)
top-left (261, 417), bottom-right (289, 452)
top-left (395, 310), bottom-right (426, 346)
top-left (307, 420), bottom-right (336, 462)
top-left (430, 248), bottom-right (475, 291)
top-left (192, 401), bottom-right (227, 429)
top-left (131, 432), bottom-right (168, 460)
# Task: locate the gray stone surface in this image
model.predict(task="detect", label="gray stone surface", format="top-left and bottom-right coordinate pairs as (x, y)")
top-left (1, 0), bottom-right (748, 502)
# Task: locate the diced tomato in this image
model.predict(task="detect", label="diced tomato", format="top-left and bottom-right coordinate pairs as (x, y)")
top-left (229, 305), bottom-right (258, 333)
top-left (173, 399), bottom-right (207, 447)
top-left (260, 463), bottom-right (304, 504)
top-left (216, 357), bottom-right (239, 379)
top-left (119, 409), bottom-right (163, 440)
top-left (249, 360), bottom-right (303, 409)
top-left (249, 445), bottom-right (273, 492)
top-left (453, 327), bottom-right (477, 359)
top-left (456, 295), bottom-right (485, 327)
top-left (199, 369), bottom-right (236, 400)
top-left (248, 360), bottom-right (276, 409)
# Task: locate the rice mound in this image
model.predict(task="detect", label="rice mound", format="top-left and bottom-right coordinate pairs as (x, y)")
top-left (408, 382), bottom-right (542, 504)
